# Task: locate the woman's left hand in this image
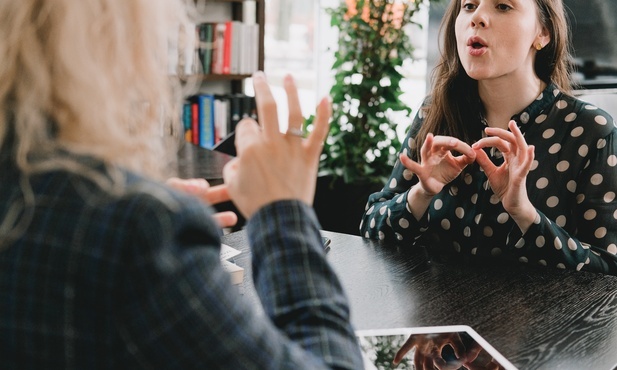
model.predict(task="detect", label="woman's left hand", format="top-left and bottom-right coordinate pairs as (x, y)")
top-left (166, 177), bottom-right (238, 228)
top-left (472, 120), bottom-right (537, 232)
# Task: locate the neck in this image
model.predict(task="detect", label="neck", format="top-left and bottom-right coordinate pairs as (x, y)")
top-left (478, 74), bottom-right (546, 129)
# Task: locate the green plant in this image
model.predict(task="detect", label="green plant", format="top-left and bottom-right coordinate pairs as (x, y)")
top-left (306, 0), bottom-right (431, 186)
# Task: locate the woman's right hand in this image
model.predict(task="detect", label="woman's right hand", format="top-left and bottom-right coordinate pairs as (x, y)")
top-left (222, 72), bottom-right (330, 219)
top-left (401, 134), bottom-right (476, 197)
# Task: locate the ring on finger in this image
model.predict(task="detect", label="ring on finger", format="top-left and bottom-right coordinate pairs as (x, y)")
top-left (285, 127), bottom-right (305, 138)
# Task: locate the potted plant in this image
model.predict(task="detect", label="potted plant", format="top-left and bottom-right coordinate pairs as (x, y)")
top-left (307, 0), bottom-right (432, 235)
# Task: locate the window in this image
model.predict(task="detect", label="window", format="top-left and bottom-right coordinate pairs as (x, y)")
top-left (253, 0), bottom-right (430, 138)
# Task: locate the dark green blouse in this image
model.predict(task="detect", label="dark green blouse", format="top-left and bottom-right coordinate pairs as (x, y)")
top-left (361, 84), bottom-right (617, 274)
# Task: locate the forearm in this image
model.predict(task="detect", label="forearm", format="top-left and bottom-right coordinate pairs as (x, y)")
top-left (361, 188), bottom-right (428, 244)
top-left (247, 200), bottom-right (363, 369)
top-left (407, 184), bottom-right (435, 221)
top-left (506, 209), bottom-right (617, 274)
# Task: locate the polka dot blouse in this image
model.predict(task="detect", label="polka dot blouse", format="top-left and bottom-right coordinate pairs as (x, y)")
top-left (360, 83), bottom-right (617, 274)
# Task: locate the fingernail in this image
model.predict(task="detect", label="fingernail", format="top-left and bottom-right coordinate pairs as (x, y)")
top-left (253, 71), bottom-right (265, 80)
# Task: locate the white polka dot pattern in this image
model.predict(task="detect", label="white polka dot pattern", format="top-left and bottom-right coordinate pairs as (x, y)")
top-left (359, 86), bottom-right (617, 274)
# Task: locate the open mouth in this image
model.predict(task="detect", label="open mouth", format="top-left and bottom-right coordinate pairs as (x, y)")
top-left (467, 36), bottom-right (487, 49)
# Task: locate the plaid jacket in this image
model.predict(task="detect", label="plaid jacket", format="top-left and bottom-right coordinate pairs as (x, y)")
top-left (0, 153), bottom-right (363, 369)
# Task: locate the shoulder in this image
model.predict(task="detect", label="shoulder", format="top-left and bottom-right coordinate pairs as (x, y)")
top-left (547, 92), bottom-right (616, 140)
top-left (31, 159), bottom-right (221, 255)
top-left (408, 95), bottom-right (432, 132)
top-left (113, 174), bottom-right (220, 246)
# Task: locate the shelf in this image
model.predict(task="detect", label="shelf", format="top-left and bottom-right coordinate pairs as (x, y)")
top-left (199, 74), bottom-right (253, 81)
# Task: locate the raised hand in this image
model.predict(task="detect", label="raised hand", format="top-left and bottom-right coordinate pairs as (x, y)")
top-left (472, 120), bottom-right (537, 232)
top-left (401, 134), bottom-right (476, 196)
top-left (166, 177), bottom-right (238, 228)
top-left (222, 72), bottom-right (330, 219)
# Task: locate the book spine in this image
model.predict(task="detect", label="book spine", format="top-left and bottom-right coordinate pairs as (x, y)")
top-left (199, 94), bottom-right (216, 149)
top-left (243, 0), bottom-right (258, 74)
top-left (191, 100), bottom-right (199, 146)
top-left (222, 21), bottom-right (233, 74)
top-left (229, 94), bottom-right (243, 133)
top-left (202, 23), bottom-right (214, 74)
top-left (212, 23), bottom-right (226, 74)
top-left (251, 23), bottom-right (259, 73)
top-left (214, 97), bottom-right (227, 143)
top-left (230, 21), bottom-right (242, 75)
top-left (182, 101), bottom-right (192, 143)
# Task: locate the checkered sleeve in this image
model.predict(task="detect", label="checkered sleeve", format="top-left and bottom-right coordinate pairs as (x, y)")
top-left (116, 194), bottom-right (362, 369)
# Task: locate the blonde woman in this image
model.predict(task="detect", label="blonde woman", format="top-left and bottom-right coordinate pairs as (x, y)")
top-left (0, 0), bottom-right (363, 368)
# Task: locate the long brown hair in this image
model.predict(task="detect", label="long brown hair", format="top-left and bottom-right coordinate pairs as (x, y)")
top-left (413, 0), bottom-right (574, 155)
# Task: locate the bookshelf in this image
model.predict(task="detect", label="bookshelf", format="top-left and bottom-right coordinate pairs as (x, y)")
top-left (180, 0), bottom-right (263, 231)
top-left (196, 0), bottom-right (265, 93)
top-left (180, 0), bottom-right (264, 151)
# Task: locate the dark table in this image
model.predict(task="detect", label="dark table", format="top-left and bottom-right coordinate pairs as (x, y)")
top-left (177, 143), bottom-right (247, 229)
top-left (177, 142), bottom-right (233, 186)
top-left (221, 230), bottom-right (617, 370)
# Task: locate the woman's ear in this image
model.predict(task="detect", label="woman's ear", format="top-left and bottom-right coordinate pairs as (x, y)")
top-left (535, 27), bottom-right (551, 50)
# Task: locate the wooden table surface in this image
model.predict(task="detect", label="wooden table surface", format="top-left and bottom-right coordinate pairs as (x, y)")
top-left (221, 230), bottom-right (617, 370)
top-left (177, 142), bottom-right (232, 186)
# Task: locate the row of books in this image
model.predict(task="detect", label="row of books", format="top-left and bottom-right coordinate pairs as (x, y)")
top-left (196, 21), bottom-right (260, 76)
top-left (183, 93), bottom-right (257, 149)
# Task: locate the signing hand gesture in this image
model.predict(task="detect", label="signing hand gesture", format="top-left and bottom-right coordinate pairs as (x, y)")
top-left (222, 72), bottom-right (330, 219)
top-left (401, 134), bottom-right (476, 196)
top-left (472, 120), bottom-right (537, 232)
top-left (166, 177), bottom-right (238, 228)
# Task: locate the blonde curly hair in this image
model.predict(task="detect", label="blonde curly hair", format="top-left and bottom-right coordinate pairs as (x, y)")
top-left (0, 0), bottom-right (197, 180)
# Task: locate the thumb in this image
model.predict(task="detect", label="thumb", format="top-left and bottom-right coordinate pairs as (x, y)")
top-left (473, 147), bottom-right (496, 175)
top-left (234, 118), bottom-right (261, 157)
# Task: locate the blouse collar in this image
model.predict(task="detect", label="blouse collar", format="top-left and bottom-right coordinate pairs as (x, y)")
top-left (510, 82), bottom-right (559, 129)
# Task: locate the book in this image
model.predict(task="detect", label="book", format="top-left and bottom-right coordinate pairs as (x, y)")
top-left (198, 23), bottom-right (214, 74)
top-left (182, 101), bottom-right (193, 143)
top-left (212, 23), bottom-right (226, 74)
top-left (214, 96), bottom-right (229, 143)
top-left (191, 100), bottom-right (199, 146)
top-left (222, 21), bottom-right (233, 74)
top-left (230, 21), bottom-right (242, 75)
top-left (220, 243), bottom-right (244, 285)
top-left (228, 93), bottom-right (243, 133)
top-left (242, 95), bottom-right (257, 120)
top-left (243, 0), bottom-right (259, 74)
top-left (198, 94), bottom-right (216, 149)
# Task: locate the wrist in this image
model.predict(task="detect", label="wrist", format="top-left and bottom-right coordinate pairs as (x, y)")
top-left (511, 205), bottom-right (538, 234)
top-left (409, 184), bottom-right (435, 200)
top-left (407, 185), bottom-right (435, 221)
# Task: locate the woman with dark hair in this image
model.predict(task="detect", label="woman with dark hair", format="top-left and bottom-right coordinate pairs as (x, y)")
top-left (361, 0), bottom-right (617, 274)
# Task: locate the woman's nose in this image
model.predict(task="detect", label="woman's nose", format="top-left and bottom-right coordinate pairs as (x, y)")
top-left (470, 8), bottom-right (488, 28)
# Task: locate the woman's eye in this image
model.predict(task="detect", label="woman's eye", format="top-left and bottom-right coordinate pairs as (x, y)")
top-left (462, 3), bottom-right (477, 10)
top-left (496, 4), bottom-right (512, 11)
